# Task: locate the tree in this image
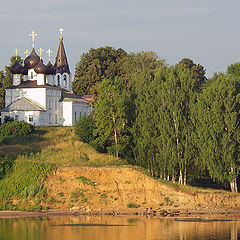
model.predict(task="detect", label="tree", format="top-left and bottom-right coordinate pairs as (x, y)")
top-left (74, 115), bottom-right (95, 144)
top-left (119, 51), bottom-right (164, 91)
top-left (0, 56), bottom-right (23, 110)
top-left (0, 71), bottom-right (5, 109)
top-left (92, 78), bottom-right (130, 158)
top-left (196, 72), bottom-right (240, 192)
top-left (227, 62), bottom-right (240, 76)
top-left (73, 46), bottom-right (127, 95)
top-left (4, 56), bottom-right (23, 88)
top-left (132, 64), bottom-right (197, 184)
top-left (177, 58), bottom-right (207, 91)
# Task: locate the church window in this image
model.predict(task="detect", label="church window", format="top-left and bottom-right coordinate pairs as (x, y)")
top-left (49, 114), bottom-right (52, 124)
top-left (57, 75), bottom-right (60, 86)
top-left (30, 72), bottom-right (33, 79)
top-left (55, 115), bottom-right (57, 124)
top-left (29, 115), bottom-right (33, 122)
top-left (74, 111), bottom-right (77, 122)
top-left (63, 75), bottom-right (67, 86)
top-left (15, 115), bottom-right (19, 121)
top-left (49, 99), bottom-right (52, 110)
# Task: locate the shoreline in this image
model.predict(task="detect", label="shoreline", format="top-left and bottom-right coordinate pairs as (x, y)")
top-left (1, 207), bottom-right (240, 219)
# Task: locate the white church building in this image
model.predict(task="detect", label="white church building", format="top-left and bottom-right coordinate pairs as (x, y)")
top-left (0, 30), bottom-right (93, 126)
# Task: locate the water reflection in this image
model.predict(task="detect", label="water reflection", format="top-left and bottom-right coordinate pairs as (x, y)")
top-left (0, 215), bottom-right (239, 240)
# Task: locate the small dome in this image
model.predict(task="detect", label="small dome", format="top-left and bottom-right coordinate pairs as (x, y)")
top-left (22, 65), bottom-right (28, 75)
top-left (24, 48), bottom-right (40, 69)
top-left (34, 60), bottom-right (46, 74)
top-left (9, 60), bottom-right (23, 74)
top-left (45, 61), bottom-right (56, 75)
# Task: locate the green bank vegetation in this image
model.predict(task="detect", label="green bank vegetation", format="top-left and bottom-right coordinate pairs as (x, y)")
top-left (73, 47), bottom-right (240, 193)
top-left (0, 126), bottom-right (126, 210)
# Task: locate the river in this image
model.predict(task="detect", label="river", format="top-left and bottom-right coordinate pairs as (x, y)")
top-left (0, 215), bottom-right (239, 240)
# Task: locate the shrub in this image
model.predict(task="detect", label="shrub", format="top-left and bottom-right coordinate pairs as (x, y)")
top-left (127, 203), bottom-right (140, 208)
top-left (0, 154), bottom-right (14, 179)
top-left (3, 116), bottom-right (14, 123)
top-left (75, 115), bottom-right (95, 144)
top-left (0, 161), bottom-right (55, 199)
top-left (0, 120), bottom-right (35, 142)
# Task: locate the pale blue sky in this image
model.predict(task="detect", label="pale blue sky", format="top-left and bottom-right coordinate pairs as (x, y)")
top-left (1, 0), bottom-right (240, 77)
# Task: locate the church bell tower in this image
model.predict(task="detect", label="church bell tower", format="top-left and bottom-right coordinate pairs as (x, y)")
top-left (54, 28), bottom-right (72, 92)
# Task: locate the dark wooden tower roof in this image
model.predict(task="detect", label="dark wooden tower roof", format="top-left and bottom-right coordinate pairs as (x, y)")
top-left (54, 37), bottom-right (70, 74)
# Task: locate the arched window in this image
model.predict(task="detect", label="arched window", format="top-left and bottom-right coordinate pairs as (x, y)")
top-left (63, 75), bottom-right (67, 86)
top-left (57, 75), bottom-right (60, 86)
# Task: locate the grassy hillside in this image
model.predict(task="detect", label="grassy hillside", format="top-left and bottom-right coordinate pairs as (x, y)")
top-left (0, 127), bottom-right (126, 210)
top-left (0, 127), bottom-right (127, 167)
top-left (0, 127), bottom-right (239, 213)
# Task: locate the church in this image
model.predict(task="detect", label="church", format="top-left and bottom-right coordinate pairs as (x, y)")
top-left (0, 29), bottom-right (93, 126)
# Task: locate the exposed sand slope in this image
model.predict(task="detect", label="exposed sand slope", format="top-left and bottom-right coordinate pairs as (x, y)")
top-left (44, 167), bottom-right (240, 212)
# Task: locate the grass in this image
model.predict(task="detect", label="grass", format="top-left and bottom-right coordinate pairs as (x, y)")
top-left (158, 178), bottom-right (240, 196)
top-left (127, 203), bottom-right (140, 208)
top-left (0, 126), bottom-right (127, 167)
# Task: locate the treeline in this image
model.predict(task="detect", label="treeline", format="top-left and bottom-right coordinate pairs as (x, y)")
top-left (74, 46), bottom-right (240, 192)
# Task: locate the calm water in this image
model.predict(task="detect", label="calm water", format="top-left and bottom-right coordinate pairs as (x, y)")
top-left (0, 215), bottom-right (240, 240)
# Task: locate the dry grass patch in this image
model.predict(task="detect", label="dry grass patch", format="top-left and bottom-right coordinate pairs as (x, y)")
top-left (2, 126), bottom-right (126, 167)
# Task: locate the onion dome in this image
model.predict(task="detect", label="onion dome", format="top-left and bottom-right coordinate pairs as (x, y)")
top-left (22, 65), bottom-right (28, 75)
top-left (34, 60), bottom-right (47, 74)
top-left (9, 60), bottom-right (24, 74)
top-left (24, 48), bottom-right (40, 69)
top-left (45, 61), bottom-right (56, 75)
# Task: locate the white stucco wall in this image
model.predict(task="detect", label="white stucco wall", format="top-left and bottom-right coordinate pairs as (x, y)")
top-left (1, 111), bottom-right (46, 126)
top-left (37, 74), bottom-right (45, 85)
top-left (72, 102), bottom-right (90, 125)
top-left (62, 102), bottom-right (73, 126)
top-left (5, 88), bottom-right (46, 109)
top-left (46, 89), bottom-right (61, 126)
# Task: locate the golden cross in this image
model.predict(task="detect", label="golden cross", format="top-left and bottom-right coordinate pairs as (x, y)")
top-left (29, 30), bottom-right (37, 48)
top-left (46, 49), bottom-right (52, 62)
top-left (59, 28), bottom-right (64, 40)
top-left (38, 48), bottom-right (44, 59)
top-left (24, 49), bottom-right (29, 57)
top-left (15, 48), bottom-right (18, 60)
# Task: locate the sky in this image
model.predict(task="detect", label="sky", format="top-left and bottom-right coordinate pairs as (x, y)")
top-left (1, 0), bottom-right (240, 77)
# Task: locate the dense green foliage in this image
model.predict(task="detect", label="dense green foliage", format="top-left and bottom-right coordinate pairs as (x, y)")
top-left (74, 47), bottom-right (240, 192)
top-left (74, 115), bottom-right (95, 144)
top-left (73, 46), bottom-right (127, 95)
top-left (0, 120), bottom-right (35, 143)
top-left (92, 78), bottom-right (130, 158)
top-left (0, 56), bottom-right (23, 109)
top-left (0, 160), bottom-right (55, 199)
top-left (0, 154), bottom-right (13, 180)
top-left (196, 73), bottom-right (240, 192)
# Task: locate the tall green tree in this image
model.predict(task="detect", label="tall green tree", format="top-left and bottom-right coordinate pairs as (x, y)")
top-left (93, 78), bottom-right (130, 158)
top-left (0, 56), bottom-right (23, 110)
top-left (132, 64), bottom-right (198, 184)
top-left (177, 58), bottom-right (207, 91)
top-left (0, 71), bottom-right (5, 109)
top-left (4, 56), bottom-right (23, 88)
top-left (196, 72), bottom-right (240, 192)
top-left (227, 62), bottom-right (240, 76)
top-left (73, 46), bottom-right (127, 95)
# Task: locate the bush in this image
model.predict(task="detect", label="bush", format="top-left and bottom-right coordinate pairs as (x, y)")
top-left (0, 154), bottom-right (14, 179)
top-left (0, 120), bottom-right (35, 142)
top-left (75, 115), bottom-right (95, 144)
top-left (0, 161), bottom-right (55, 199)
top-left (3, 116), bottom-right (14, 123)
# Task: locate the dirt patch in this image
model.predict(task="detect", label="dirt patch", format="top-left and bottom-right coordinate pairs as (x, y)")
top-left (43, 167), bottom-right (240, 214)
